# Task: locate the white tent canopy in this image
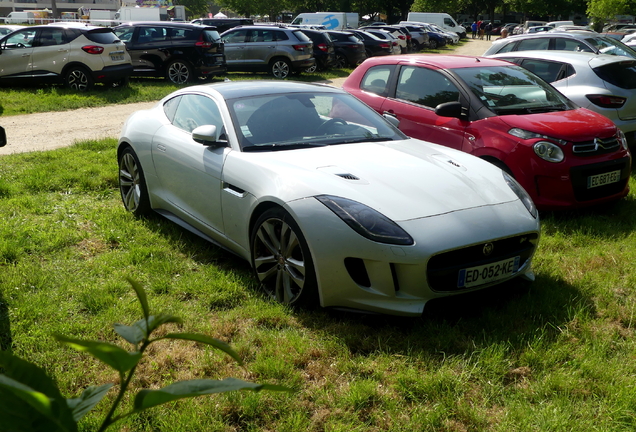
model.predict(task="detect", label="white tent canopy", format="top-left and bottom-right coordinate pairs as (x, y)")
top-left (213, 12), bottom-right (228, 18)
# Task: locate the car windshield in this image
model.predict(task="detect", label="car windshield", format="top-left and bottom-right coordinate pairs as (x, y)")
top-left (453, 65), bottom-right (573, 115)
top-left (228, 92), bottom-right (405, 151)
top-left (586, 36), bottom-right (636, 58)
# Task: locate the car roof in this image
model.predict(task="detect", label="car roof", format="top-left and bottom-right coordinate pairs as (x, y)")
top-left (495, 30), bottom-right (600, 44)
top-left (488, 49), bottom-right (636, 67)
top-left (114, 21), bottom-right (213, 29)
top-left (174, 80), bottom-right (345, 100)
top-left (360, 54), bottom-right (513, 69)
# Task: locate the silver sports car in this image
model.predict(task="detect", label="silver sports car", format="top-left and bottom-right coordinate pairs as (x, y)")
top-left (117, 81), bottom-right (540, 316)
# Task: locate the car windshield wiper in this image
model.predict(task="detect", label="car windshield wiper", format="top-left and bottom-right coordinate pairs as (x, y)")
top-left (242, 142), bottom-right (328, 152)
top-left (526, 105), bottom-right (568, 113)
top-left (337, 136), bottom-right (395, 144)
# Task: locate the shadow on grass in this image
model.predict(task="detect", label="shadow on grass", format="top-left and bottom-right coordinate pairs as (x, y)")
top-left (0, 288), bottom-right (11, 351)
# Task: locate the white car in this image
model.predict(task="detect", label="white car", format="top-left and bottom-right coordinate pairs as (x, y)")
top-left (117, 81), bottom-right (540, 316)
top-left (363, 29), bottom-right (402, 54)
top-left (0, 24), bottom-right (132, 91)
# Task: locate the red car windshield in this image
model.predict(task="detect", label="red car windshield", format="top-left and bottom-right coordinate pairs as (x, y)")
top-left (452, 65), bottom-right (573, 115)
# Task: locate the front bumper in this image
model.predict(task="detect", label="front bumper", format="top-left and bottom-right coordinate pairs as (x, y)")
top-left (288, 197), bottom-right (540, 316)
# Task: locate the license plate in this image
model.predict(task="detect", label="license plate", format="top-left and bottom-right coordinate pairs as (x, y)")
top-left (587, 170), bottom-right (621, 189)
top-left (457, 256), bottom-right (520, 288)
top-left (110, 52), bottom-right (125, 61)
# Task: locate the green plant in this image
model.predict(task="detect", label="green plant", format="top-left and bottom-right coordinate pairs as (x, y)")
top-left (0, 278), bottom-right (290, 432)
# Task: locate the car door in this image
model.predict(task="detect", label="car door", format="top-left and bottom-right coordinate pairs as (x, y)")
top-left (243, 28), bottom-right (278, 67)
top-left (31, 27), bottom-right (70, 76)
top-left (131, 26), bottom-right (170, 72)
top-left (151, 94), bottom-right (230, 235)
top-left (379, 64), bottom-right (467, 150)
top-left (0, 28), bottom-right (37, 78)
top-left (222, 28), bottom-right (248, 66)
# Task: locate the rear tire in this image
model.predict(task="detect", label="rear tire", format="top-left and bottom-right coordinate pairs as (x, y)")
top-left (429, 39), bottom-right (438, 49)
top-left (334, 54), bottom-right (347, 69)
top-left (270, 58), bottom-right (291, 79)
top-left (65, 66), bottom-right (94, 91)
top-left (166, 60), bottom-right (193, 84)
top-left (118, 147), bottom-right (151, 217)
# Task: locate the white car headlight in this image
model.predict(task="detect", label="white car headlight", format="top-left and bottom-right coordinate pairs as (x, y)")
top-left (617, 128), bottom-right (629, 150)
top-left (503, 172), bottom-right (538, 218)
top-left (316, 195), bottom-right (414, 245)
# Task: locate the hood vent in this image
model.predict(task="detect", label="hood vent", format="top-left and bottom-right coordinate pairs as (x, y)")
top-left (336, 173), bottom-right (360, 181)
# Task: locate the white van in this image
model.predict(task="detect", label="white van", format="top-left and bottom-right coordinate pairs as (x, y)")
top-left (546, 20), bottom-right (574, 28)
top-left (291, 12), bottom-right (358, 30)
top-left (406, 12), bottom-right (466, 38)
top-left (4, 11), bottom-right (35, 24)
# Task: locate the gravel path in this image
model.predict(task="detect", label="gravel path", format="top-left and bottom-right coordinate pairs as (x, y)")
top-left (0, 38), bottom-right (494, 155)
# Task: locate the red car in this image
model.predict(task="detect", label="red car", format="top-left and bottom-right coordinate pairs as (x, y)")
top-left (343, 55), bottom-right (632, 210)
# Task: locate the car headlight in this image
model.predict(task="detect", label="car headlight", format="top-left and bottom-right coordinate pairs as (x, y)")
top-left (316, 195), bottom-right (414, 245)
top-left (503, 172), bottom-right (538, 218)
top-left (533, 141), bottom-right (564, 162)
top-left (509, 128), bottom-right (566, 163)
top-left (617, 128), bottom-right (629, 150)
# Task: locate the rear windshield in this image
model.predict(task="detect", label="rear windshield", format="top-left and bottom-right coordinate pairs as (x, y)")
top-left (202, 29), bottom-right (221, 42)
top-left (586, 37), bottom-right (636, 58)
top-left (594, 60), bottom-right (636, 89)
top-left (85, 28), bottom-right (120, 44)
top-left (292, 30), bottom-right (311, 43)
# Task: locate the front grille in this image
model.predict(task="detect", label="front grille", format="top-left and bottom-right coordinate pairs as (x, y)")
top-left (570, 156), bottom-right (631, 202)
top-left (427, 233), bottom-right (539, 292)
top-left (572, 136), bottom-right (620, 156)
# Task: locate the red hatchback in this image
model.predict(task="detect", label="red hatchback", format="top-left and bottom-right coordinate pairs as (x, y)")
top-left (343, 55), bottom-right (632, 210)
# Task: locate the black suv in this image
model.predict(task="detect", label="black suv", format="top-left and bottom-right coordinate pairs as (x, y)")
top-left (326, 30), bottom-right (366, 68)
top-left (298, 29), bottom-right (335, 71)
top-left (113, 22), bottom-right (226, 84)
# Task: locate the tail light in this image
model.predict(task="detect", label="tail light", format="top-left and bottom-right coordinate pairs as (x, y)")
top-left (81, 45), bottom-right (104, 54)
top-left (292, 44), bottom-right (308, 51)
top-left (398, 35), bottom-right (406, 40)
top-left (317, 43), bottom-right (328, 52)
top-left (195, 34), bottom-right (212, 48)
top-left (379, 42), bottom-right (390, 48)
top-left (586, 94), bottom-right (626, 108)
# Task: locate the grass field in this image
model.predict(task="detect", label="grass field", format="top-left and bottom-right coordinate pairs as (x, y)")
top-left (1, 137), bottom-right (635, 431)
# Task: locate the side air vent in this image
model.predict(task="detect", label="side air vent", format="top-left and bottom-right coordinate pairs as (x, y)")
top-left (336, 173), bottom-right (360, 180)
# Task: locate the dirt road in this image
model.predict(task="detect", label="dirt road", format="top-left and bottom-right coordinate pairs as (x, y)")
top-left (0, 38), bottom-right (494, 155)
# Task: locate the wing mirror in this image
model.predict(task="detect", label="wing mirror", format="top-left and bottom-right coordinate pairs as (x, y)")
top-left (435, 101), bottom-right (467, 120)
top-left (382, 113), bottom-right (400, 128)
top-left (192, 125), bottom-right (228, 147)
top-left (0, 126), bottom-right (6, 147)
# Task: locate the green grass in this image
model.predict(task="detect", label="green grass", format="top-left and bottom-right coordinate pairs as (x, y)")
top-left (1, 139), bottom-right (636, 431)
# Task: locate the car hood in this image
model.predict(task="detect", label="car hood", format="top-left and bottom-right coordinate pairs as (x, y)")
top-left (495, 108), bottom-right (617, 141)
top-left (223, 139), bottom-right (521, 221)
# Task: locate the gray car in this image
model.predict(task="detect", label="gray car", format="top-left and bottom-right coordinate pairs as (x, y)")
top-left (483, 31), bottom-right (636, 59)
top-left (221, 25), bottom-right (315, 79)
top-left (488, 50), bottom-right (636, 145)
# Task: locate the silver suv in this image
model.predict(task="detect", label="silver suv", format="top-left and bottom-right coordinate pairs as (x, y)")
top-left (0, 24), bottom-right (132, 91)
top-left (221, 25), bottom-right (314, 79)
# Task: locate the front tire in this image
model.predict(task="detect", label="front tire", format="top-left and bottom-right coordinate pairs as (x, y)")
top-left (429, 39), bottom-right (438, 49)
top-left (270, 58), bottom-right (291, 79)
top-left (251, 207), bottom-right (318, 308)
top-left (118, 147), bottom-right (151, 216)
top-left (166, 59), bottom-right (193, 84)
top-left (65, 66), bottom-right (94, 91)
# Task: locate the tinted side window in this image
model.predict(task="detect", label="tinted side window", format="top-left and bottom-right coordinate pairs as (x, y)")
top-left (173, 94), bottom-right (224, 134)
top-left (170, 28), bottom-right (195, 41)
top-left (223, 29), bottom-right (248, 43)
top-left (516, 38), bottom-right (550, 51)
top-left (37, 28), bottom-right (65, 46)
top-left (556, 38), bottom-right (593, 52)
top-left (396, 66), bottom-right (460, 108)
top-left (360, 65), bottom-right (393, 96)
top-left (519, 59), bottom-right (567, 82)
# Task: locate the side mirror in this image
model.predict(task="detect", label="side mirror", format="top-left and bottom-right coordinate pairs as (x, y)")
top-left (192, 124), bottom-right (227, 147)
top-left (0, 126), bottom-right (6, 147)
top-left (382, 113), bottom-right (400, 128)
top-left (435, 101), bottom-right (467, 120)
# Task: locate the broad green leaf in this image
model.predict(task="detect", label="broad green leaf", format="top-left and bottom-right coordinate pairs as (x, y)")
top-left (56, 336), bottom-right (142, 373)
top-left (146, 313), bottom-right (183, 333)
top-left (160, 333), bottom-right (242, 365)
top-left (126, 277), bottom-right (149, 320)
top-left (0, 351), bottom-right (78, 432)
top-left (134, 378), bottom-right (293, 410)
top-left (0, 375), bottom-right (54, 417)
top-left (113, 323), bottom-right (145, 345)
top-left (66, 383), bottom-right (113, 422)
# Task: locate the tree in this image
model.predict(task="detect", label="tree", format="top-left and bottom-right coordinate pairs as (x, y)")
top-left (588, 0), bottom-right (636, 29)
top-left (175, 0), bottom-right (210, 18)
